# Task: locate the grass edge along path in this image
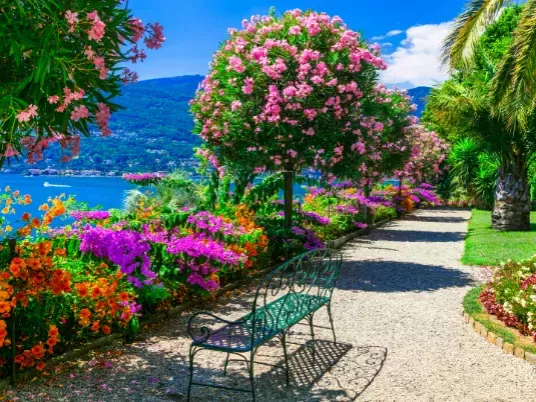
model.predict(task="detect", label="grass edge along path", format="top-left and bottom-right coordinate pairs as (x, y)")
top-left (461, 209), bottom-right (536, 266)
top-left (463, 286), bottom-right (536, 355)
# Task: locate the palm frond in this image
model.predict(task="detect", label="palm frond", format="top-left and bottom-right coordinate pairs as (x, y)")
top-left (491, 0), bottom-right (536, 130)
top-left (441, 0), bottom-right (511, 70)
top-left (122, 189), bottom-right (147, 214)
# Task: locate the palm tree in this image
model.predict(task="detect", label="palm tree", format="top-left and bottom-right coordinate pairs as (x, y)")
top-left (428, 76), bottom-right (536, 230)
top-left (439, 4), bottom-right (536, 230)
top-left (442, 0), bottom-right (536, 128)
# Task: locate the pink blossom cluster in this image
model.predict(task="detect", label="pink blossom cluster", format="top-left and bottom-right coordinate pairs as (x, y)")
top-left (95, 103), bottom-right (111, 136)
top-left (395, 125), bottom-right (450, 183)
top-left (87, 10), bottom-right (106, 42)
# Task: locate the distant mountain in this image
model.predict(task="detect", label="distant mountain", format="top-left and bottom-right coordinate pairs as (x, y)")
top-left (1, 76), bottom-right (432, 175)
top-left (407, 86), bottom-right (431, 117)
top-left (4, 75), bottom-right (205, 174)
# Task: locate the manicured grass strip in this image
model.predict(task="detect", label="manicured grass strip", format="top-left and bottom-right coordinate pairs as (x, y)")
top-left (461, 209), bottom-right (536, 266)
top-left (463, 286), bottom-right (536, 355)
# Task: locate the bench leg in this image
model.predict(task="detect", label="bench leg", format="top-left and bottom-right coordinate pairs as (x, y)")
top-left (327, 302), bottom-right (336, 342)
top-left (223, 353), bottom-right (231, 375)
top-left (281, 332), bottom-right (290, 387)
top-left (249, 349), bottom-right (257, 401)
top-left (187, 344), bottom-right (196, 401)
top-left (306, 313), bottom-right (316, 361)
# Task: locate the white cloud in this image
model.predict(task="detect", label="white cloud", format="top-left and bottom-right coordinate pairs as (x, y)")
top-left (386, 29), bottom-right (403, 37)
top-left (381, 42), bottom-right (393, 48)
top-left (380, 22), bottom-right (453, 88)
top-left (371, 29), bottom-right (404, 41)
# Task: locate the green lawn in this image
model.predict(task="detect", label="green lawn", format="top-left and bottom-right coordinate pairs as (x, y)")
top-left (462, 209), bottom-right (536, 266)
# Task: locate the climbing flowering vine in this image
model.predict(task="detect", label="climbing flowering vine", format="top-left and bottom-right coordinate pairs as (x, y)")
top-left (0, 1), bottom-right (164, 164)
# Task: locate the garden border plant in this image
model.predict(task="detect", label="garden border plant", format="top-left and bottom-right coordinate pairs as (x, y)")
top-left (0, 260), bottom-right (274, 389)
top-left (462, 286), bottom-right (536, 364)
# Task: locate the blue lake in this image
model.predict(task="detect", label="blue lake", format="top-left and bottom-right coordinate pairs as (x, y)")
top-left (0, 175), bottom-right (135, 211)
top-left (0, 175), bottom-right (310, 214)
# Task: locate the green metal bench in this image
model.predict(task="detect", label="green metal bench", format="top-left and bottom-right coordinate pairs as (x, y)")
top-left (186, 248), bottom-right (342, 401)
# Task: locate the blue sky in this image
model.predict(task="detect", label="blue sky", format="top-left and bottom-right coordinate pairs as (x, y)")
top-left (128, 0), bottom-right (468, 88)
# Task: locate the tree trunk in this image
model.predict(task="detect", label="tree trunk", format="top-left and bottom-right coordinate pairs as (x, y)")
top-left (283, 167), bottom-right (294, 232)
top-left (492, 163), bottom-right (530, 231)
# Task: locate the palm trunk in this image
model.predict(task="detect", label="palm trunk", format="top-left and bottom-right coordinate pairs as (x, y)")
top-left (492, 162), bottom-right (530, 231)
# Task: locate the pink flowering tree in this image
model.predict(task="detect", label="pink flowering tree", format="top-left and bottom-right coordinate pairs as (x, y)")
top-left (190, 9), bottom-right (388, 229)
top-left (396, 125), bottom-right (450, 184)
top-left (330, 84), bottom-right (415, 189)
top-left (0, 1), bottom-right (164, 164)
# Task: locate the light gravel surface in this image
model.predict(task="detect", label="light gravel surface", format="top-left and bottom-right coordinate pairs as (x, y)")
top-left (6, 208), bottom-right (536, 401)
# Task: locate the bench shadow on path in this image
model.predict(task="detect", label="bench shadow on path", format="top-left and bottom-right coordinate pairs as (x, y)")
top-left (338, 259), bottom-right (474, 293)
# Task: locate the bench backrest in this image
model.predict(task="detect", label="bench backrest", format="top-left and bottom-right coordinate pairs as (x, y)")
top-left (248, 248), bottom-right (342, 341)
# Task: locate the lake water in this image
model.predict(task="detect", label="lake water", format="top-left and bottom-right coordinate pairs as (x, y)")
top-left (0, 175), bottom-right (309, 212)
top-left (0, 175), bottom-right (135, 218)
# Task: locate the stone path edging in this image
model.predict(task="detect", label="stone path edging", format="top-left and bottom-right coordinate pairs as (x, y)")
top-left (462, 302), bottom-right (536, 365)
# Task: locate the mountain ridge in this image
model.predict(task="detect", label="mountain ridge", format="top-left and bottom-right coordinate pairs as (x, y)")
top-left (2, 76), bottom-right (430, 174)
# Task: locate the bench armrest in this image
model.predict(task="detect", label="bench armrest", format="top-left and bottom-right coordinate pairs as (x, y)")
top-left (187, 311), bottom-right (248, 344)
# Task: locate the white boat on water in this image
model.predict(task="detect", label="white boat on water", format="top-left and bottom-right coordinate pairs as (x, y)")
top-left (43, 181), bottom-right (71, 188)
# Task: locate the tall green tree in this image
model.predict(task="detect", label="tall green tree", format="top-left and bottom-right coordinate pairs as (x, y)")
top-left (430, 6), bottom-right (536, 230)
top-left (442, 0), bottom-right (536, 128)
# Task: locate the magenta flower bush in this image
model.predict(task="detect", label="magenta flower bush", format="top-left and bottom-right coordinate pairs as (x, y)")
top-left (123, 173), bottom-right (167, 186)
top-left (0, 1), bottom-right (164, 164)
top-left (71, 210), bottom-right (110, 221)
top-left (79, 227), bottom-right (156, 288)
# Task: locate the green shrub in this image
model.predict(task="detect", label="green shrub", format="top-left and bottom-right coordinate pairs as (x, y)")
top-left (373, 206), bottom-right (397, 222)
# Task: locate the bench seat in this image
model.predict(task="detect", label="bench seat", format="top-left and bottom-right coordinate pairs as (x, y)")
top-left (195, 293), bottom-right (330, 352)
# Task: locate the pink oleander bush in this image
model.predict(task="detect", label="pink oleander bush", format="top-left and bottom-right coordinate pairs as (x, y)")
top-left (190, 8), bottom-right (411, 183)
top-left (480, 258), bottom-right (536, 342)
top-left (0, 1), bottom-right (164, 164)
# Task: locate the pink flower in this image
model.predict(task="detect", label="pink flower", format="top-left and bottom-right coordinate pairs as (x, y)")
top-left (289, 26), bottom-right (301, 35)
top-left (70, 105), bottom-right (89, 122)
top-left (4, 144), bottom-right (18, 157)
top-left (145, 23), bottom-right (165, 49)
top-left (48, 96), bottom-right (60, 104)
top-left (282, 86), bottom-right (297, 98)
top-left (303, 109), bottom-right (317, 121)
top-left (242, 77), bottom-right (254, 95)
top-left (130, 18), bottom-right (145, 42)
top-left (16, 104), bottom-right (38, 123)
top-left (251, 47), bottom-right (268, 61)
top-left (288, 149), bottom-right (297, 158)
top-left (228, 56), bottom-right (245, 73)
top-left (231, 100), bottom-right (242, 111)
top-left (87, 16), bottom-right (106, 42)
top-left (65, 10), bottom-right (79, 25)
top-left (86, 10), bottom-right (99, 21)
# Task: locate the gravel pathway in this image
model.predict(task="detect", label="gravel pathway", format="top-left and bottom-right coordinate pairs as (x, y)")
top-left (5, 208), bottom-right (536, 401)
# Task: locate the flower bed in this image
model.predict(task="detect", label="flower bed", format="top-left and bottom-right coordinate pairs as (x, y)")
top-left (0, 179), bottom-right (442, 379)
top-left (479, 258), bottom-right (536, 342)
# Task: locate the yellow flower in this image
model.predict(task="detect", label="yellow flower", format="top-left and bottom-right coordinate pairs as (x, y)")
top-left (5, 225), bottom-right (12, 232)
top-left (1, 208), bottom-right (8, 214)
top-left (4, 186), bottom-right (9, 192)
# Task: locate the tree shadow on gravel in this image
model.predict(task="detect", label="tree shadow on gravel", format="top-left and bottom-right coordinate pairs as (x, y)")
top-left (403, 215), bottom-right (468, 224)
top-left (364, 229), bottom-right (465, 243)
top-left (337, 260), bottom-right (474, 293)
